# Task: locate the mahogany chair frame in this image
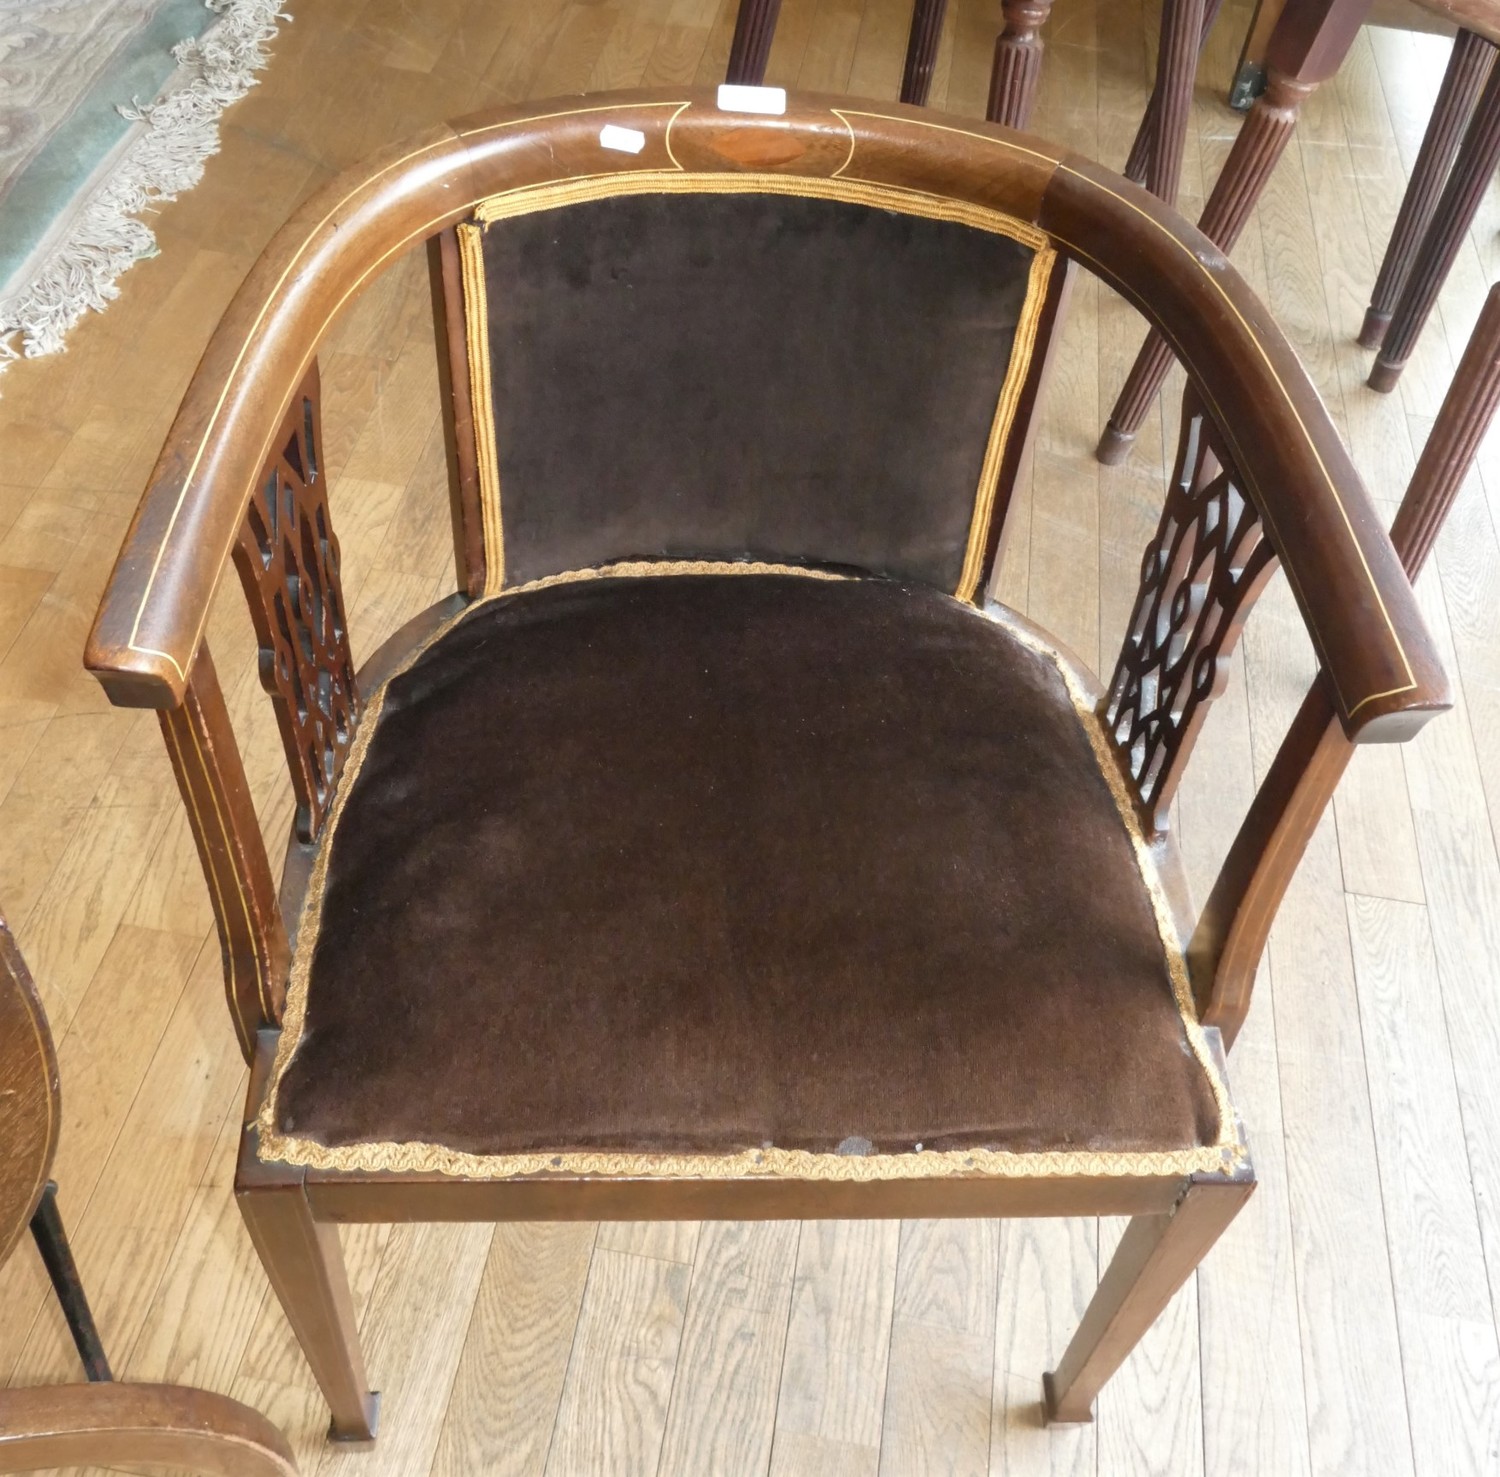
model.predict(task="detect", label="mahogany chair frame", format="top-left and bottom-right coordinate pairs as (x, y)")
top-left (85, 92), bottom-right (1450, 1442)
top-left (0, 919), bottom-right (298, 1476)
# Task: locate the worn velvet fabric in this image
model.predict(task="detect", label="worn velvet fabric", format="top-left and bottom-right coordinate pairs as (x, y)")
top-left (479, 192), bottom-right (1035, 589)
top-left (274, 573), bottom-right (1220, 1159)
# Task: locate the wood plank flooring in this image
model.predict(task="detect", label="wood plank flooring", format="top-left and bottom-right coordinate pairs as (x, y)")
top-left (3, 1), bottom-right (1500, 1472)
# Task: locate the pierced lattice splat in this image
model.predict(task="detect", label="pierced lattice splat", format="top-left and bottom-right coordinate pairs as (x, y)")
top-left (1103, 390), bottom-right (1278, 833)
top-left (232, 364), bottom-right (358, 842)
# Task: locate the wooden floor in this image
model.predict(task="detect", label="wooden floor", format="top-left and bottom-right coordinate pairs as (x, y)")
top-left (3, 1), bottom-right (1500, 1473)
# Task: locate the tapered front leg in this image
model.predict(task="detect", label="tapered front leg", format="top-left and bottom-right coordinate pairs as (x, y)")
top-left (1045, 1175), bottom-right (1253, 1423)
top-left (237, 1170), bottom-right (377, 1443)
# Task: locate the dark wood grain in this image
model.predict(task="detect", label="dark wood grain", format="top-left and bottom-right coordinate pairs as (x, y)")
top-left (84, 91), bottom-right (1444, 742)
top-left (1098, 68), bottom-right (1315, 459)
top-left (1100, 0), bottom-right (1369, 455)
top-left (1190, 284), bottom-right (1500, 1044)
top-left (237, 1099), bottom-right (377, 1444)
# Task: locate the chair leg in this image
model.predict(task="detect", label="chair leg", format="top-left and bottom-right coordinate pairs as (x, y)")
top-left (1370, 61), bottom-right (1500, 392)
top-left (237, 1179), bottom-right (379, 1444)
top-left (987, 0), bottom-right (1055, 130)
top-left (1360, 29), bottom-right (1495, 351)
top-left (1044, 1176), bottom-right (1253, 1423)
top-left (899, 0), bottom-right (949, 106)
top-left (1098, 68), bottom-right (1314, 465)
top-left (725, 0), bottom-right (783, 86)
top-left (1124, 0), bottom-right (1222, 187)
top-left (29, 1183), bottom-right (112, 1383)
top-left (1142, 0), bottom-right (1207, 206)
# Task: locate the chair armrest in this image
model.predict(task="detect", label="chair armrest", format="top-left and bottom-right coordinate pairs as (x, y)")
top-left (1041, 157), bottom-right (1450, 741)
top-left (85, 120), bottom-right (474, 708)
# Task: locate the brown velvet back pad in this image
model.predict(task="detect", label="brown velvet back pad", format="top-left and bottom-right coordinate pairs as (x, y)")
top-left (278, 575), bottom-right (1220, 1158)
top-left (481, 192), bottom-right (1035, 589)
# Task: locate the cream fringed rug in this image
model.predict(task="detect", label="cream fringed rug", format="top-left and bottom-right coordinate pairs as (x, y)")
top-left (0, 0), bottom-right (289, 371)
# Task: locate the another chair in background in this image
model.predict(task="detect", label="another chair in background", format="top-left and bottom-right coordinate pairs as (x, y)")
top-left (0, 916), bottom-right (297, 1476)
top-left (724, 0), bottom-right (1216, 207)
top-left (1361, 6), bottom-right (1500, 390)
top-left (1099, 0), bottom-right (1500, 455)
top-left (84, 92), bottom-right (1459, 1444)
top-left (725, 0), bottom-right (1066, 139)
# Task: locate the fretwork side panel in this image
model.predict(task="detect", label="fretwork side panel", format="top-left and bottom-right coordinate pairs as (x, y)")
top-left (1103, 390), bottom-right (1278, 833)
top-left (232, 364), bottom-right (359, 842)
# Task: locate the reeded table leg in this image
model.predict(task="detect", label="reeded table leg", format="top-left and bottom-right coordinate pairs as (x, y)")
top-left (900, 0), bottom-right (950, 105)
top-left (988, 0), bottom-right (1055, 128)
top-left (1128, 0), bottom-right (1218, 188)
top-left (1099, 69), bottom-right (1314, 464)
top-left (1146, 0), bottom-right (1207, 205)
top-left (1360, 28), bottom-right (1495, 351)
top-left (1099, 0), bottom-right (1369, 464)
top-left (1370, 60), bottom-right (1500, 392)
top-left (725, 0), bottom-right (783, 86)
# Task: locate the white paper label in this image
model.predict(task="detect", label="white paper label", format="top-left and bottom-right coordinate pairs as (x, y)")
top-left (599, 123), bottom-right (646, 154)
top-left (716, 83), bottom-right (787, 115)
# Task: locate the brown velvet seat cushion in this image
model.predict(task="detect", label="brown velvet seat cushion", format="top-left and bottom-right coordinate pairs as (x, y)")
top-left (273, 572), bottom-right (1220, 1162)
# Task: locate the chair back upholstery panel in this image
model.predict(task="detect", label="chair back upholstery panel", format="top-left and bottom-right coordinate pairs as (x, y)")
top-left (464, 188), bottom-right (1052, 595)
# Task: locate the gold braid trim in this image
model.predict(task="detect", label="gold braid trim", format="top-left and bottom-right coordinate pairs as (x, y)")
top-left (257, 563), bottom-right (1244, 1183)
top-left (955, 244), bottom-right (1056, 603)
top-left (990, 608), bottom-right (1242, 1172)
top-left (457, 223), bottom-right (505, 594)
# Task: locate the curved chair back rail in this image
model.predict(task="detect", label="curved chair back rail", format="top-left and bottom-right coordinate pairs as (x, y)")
top-left (0, 918), bottom-right (59, 1269)
top-left (0, 1384), bottom-right (298, 1476)
top-left (83, 90), bottom-right (1454, 1055)
top-left (86, 89), bottom-right (1444, 737)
